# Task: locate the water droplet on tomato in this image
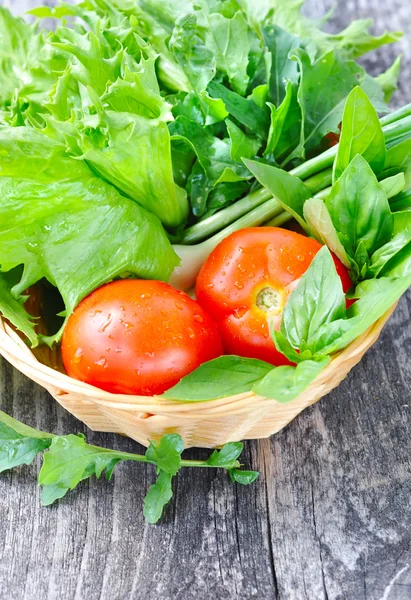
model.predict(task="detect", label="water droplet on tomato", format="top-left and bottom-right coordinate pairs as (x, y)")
top-left (146, 352), bottom-right (155, 358)
top-left (115, 347), bottom-right (122, 353)
top-left (206, 283), bottom-right (214, 289)
top-left (193, 314), bottom-right (204, 323)
top-left (142, 293), bottom-right (152, 299)
top-left (233, 307), bottom-right (248, 319)
top-left (222, 271), bottom-right (226, 276)
top-left (175, 302), bottom-right (184, 310)
top-left (95, 357), bottom-right (107, 367)
top-left (234, 281), bottom-right (244, 290)
top-left (238, 263), bottom-right (246, 273)
top-left (73, 348), bottom-right (83, 363)
top-left (297, 255), bottom-right (305, 262)
top-left (98, 314), bottom-right (112, 333)
top-left (187, 327), bottom-right (195, 339)
top-left (287, 266), bottom-right (294, 274)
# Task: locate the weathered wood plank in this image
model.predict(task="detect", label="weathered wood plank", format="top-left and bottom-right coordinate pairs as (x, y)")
top-left (1, 0), bottom-right (411, 599)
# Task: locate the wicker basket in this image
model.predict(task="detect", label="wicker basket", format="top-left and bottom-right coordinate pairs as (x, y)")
top-left (0, 304), bottom-right (396, 449)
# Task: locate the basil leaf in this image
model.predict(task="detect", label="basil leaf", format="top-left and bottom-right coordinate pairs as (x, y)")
top-left (162, 356), bottom-right (273, 401)
top-left (368, 212), bottom-right (411, 278)
top-left (206, 443), bottom-right (244, 468)
top-left (326, 154), bottom-right (393, 259)
top-left (281, 247), bottom-right (347, 350)
top-left (272, 329), bottom-right (306, 364)
top-left (253, 358), bottom-right (330, 403)
top-left (143, 470), bottom-right (174, 524)
top-left (380, 173), bottom-right (406, 199)
top-left (333, 87), bottom-right (386, 181)
top-left (303, 198), bottom-right (351, 269)
top-left (244, 159), bottom-right (312, 230)
top-left (309, 275), bottom-right (411, 356)
top-left (145, 434), bottom-right (184, 476)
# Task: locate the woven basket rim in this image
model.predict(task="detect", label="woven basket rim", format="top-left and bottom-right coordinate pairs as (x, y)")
top-left (0, 304), bottom-right (397, 416)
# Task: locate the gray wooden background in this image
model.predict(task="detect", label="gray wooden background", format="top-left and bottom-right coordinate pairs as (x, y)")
top-left (1, 1), bottom-right (411, 599)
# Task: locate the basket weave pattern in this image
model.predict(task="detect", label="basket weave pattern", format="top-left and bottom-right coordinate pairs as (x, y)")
top-left (0, 305), bottom-right (396, 449)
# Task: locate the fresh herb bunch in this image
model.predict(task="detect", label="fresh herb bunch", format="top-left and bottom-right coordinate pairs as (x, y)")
top-left (0, 410), bottom-right (258, 523)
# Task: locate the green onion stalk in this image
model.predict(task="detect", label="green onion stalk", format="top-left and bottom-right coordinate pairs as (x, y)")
top-left (171, 106), bottom-right (411, 291)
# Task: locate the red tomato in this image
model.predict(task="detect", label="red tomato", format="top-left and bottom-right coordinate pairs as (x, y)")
top-left (62, 280), bottom-right (223, 396)
top-left (196, 227), bottom-right (352, 366)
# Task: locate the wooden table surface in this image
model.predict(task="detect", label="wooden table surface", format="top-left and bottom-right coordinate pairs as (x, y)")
top-left (1, 1), bottom-right (411, 599)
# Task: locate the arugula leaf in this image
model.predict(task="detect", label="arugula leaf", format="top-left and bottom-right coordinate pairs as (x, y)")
top-left (206, 11), bottom-right (250, 95)
top-left (0, 270), bottom-right (38, 347)
top-left (0, 410), bottom-right (53, 473)
top-left (143, 470), bottom-right (174, 524)
top-left (206, 442), bottom-right (243, 468)
top-left (376, 56), bottom-right (402, 103)
top-left (325, 19), bottom-right (402, 59)
top-left (280, 247), bottom-right (347, 350)
top-left (170, 115), bottom-right (251, 184)
top-left (333, 87), bottom-right (386, 181)
top-left (244, 159), bottom-right (311, 230)
top-left (39, 434), bottom-right (125, 505)
top-left (253, 357), bottom-right (330, 402)
top-left (207, 81), bottom-right (270, 139)
top-left (326, 154), bottom-right (393, 261)
top-left (0, 411), bottom-right (259, 523)
top-left (163, 356), bottom-right (273, 401)
top-left (292, 48), bottom-right (363, 154)
top-left (145, 435), bottom-right (184, 476)
top-left (229, 469), bottom-right (260, 485)
top-left (262, 25), bottom-right (300, 107)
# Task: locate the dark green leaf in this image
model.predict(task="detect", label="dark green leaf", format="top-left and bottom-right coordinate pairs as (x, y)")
top-left (281, 247), bottom-right (347, 350)
top-left (145, 434), bottom-right (184, 476)
top-left (143, 470), bottom-right (174, 524)
top-left (0, 270), bottom-right (38, 347)
top-left (162, 356), bottom-right (273, 401)
top-left (207, 81), bottom-right (270, 139)
top-left (368, 212), bottom-right (411, 278)
top-left (262, 25), bottom-right (300, 107)
top-left (292, 48), bottom-right (363, 154)
top-left (253, 358), bottom-right (330, 402)
top-left (333, 87), bottom-right (386, 181)
top-left (226, 120), bottom-right (261, 162)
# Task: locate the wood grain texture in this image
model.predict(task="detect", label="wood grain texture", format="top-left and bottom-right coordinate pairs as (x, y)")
top-left (1, 1), bottom-right (411, 599)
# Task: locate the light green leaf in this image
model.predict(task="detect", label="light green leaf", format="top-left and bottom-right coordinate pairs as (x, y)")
top-left (326, 155), bottom-right (393, 259)
top-left (244, 159), bottom-right (311, 230)
top-left (333, 87), bottom-right (386, 181)
top-left (145, 434), bottom-right (184, 476)
top-left (281, 247), bottom-right (347, 350)
top-left (380, 173), bottom-right (406, 199)
top-left (226, 120), bottom-right (261, 162)
top-left (253, 357), bottom-right (330, 403)
top-left (162, 356), bottom-right (273, 401)
top-left (0, 270), bottom-right (38, 347)
top-left (376, 56), bottom-right (402, 103)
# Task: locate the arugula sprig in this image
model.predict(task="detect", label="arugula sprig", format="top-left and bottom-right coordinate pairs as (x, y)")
top-left (0, 411), bottom-right (259, 524)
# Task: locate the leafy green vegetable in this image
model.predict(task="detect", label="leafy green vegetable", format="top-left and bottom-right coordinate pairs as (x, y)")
top-left (0, 411), bottom-right (259, 524)
top-left (280, 247), bottom-right (347, 351)
top-left (376, 56), bottom-right (402, 103)
top-left (0, 270), bottom-right (38, 347)
top-left (244, 159), bottom-right (311, 229)
top-left (163, 356), bottom-right (273, 401)
top-left (253, 357), bottom-right (330, 402)
top-left (333, 86), bottom-right (386, 181)
top-left (326, 155), bottom-right (393, 265)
